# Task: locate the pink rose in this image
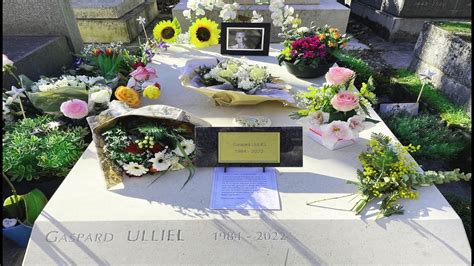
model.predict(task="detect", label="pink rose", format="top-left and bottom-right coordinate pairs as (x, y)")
top-left (60, 99), bottom-right (88, 119)
top-left (330, 91), bottom-right (359, 112)
top-left (325, 66), bottom-right (355, 85)
top-left (130, 66), bottom-right (157, 81)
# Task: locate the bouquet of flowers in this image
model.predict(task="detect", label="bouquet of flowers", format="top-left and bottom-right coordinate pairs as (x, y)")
top-left (196, 58), bottom-right (272, 94)
top-left (20, 74), bottom-right (112, 117)
top-left (352, 133), bottom-right (470, 218)
top-left (277, 25), bottom-right (350, 75)
top-left (88, 104), bottom-right (211, 189)
top-left (292, 65), bottom-right (377, 149)
top-left (180, 57), bottom-right (295, 106)
top-left (308, 133), bottom-right (472, 219)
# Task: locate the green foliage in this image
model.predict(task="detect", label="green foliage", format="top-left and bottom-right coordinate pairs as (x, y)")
top-left (332, 50), bottom-right (375, 84)
top-left (391, 69), bottom-right (471, 128)
top-left (2, 116), bottom-right (89, 182)
top-left (348, 132), bottom-right (471, 219)
top-left (383, 112), bottom-right (466, 161)
top-left (435, 21), bottom-right (471, 34)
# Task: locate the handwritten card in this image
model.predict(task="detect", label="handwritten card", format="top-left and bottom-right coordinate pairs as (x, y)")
top-left (210, 167), bottom-right (281, 210)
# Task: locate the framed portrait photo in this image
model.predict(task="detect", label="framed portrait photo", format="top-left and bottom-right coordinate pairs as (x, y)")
top-left (220, 23), bottom-right (271, 56)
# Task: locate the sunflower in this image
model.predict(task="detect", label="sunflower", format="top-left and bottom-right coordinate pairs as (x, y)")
top-left (189, 18), bottom-right (220, 48)
top-left (153, 17), bottom-right (181, 43)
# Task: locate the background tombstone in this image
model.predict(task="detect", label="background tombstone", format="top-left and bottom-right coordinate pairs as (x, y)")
top-left (71, 0), bottom-right (159, 43)
top-left (172, 0), bottom-right (350, 43)
top-left (349, 0), bottom-right (472, 41)
top-left (409, 21), bottom-right (472, 115)
top-left (2, 0), bottom-right (83, 88)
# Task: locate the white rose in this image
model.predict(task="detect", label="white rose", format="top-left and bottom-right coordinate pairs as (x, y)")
top-left (183, 9), bottom-right (191, 19)
top-left (90, 89), bottom-right (111, 104)
top-left (297, 27), bottom-right (309, 33)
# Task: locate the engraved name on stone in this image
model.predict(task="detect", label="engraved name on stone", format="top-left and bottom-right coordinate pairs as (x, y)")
top-left (127, 229), bottom-right (184, 242)
top-left (46, 231), bottom-right (114, 243)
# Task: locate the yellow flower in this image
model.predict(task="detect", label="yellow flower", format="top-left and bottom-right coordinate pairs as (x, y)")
top-left (189, 18), bottom-right (220, 48)
top-left (115, 86), bottom-right (141, 108)
top-left (153, 18), bottom-right (181, 43)
top-left (281, 47), bottom-right (292, 61)
top-left (143, 84), bottom-right (161, 99)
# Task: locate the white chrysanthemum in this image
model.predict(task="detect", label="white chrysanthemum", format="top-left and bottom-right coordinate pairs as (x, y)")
top-left (90, 89), bottom-right (111, 104)
top-left (123, 162), bottom-right (148, 176)
top-left (149, 150), bottom-right (172, 171)
top-left (55, 77), bottom-right (69, 87)
top-left (38, 84), bottom-right (57, 92)
top-left (173, 139), bottom-right (196, 157)
top-left (238, 79), bottom-right (254, 91)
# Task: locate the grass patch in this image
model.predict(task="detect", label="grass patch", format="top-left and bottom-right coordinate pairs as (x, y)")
top-left (442, 192), bottom-right (471, 245)
top-left (436, 21), bottom-right (471, 34)
top-left (391, 69), bottom-right (471, 128)
top-left (383, 112), bottom-right (466, 161)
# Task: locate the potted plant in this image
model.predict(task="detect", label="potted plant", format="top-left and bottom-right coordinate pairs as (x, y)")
top-left (3, 172), bottom-right (48, 247)
top-left (277, 24), bottom-right (351, 78)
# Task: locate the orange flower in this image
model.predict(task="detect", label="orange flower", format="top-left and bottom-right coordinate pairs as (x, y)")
top-left (328, 41), bottom-right (337, 48)
top-left (105, 47), bottom-right (113, 56)
top-left (329, 27), bottom-right (337, 32)
top-left (319, 34), bottom-right (326, 41)
top-left (333, 31), bottom-right (340, 39)
top-left (114, 86), bottom-right (141, 108)
top-left (341, 42), bottom-right (348, 48)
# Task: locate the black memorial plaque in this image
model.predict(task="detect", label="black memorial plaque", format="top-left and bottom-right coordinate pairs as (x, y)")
top-left (195, 127), bottom-right (303, 167)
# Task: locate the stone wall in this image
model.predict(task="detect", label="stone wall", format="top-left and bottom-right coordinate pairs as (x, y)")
top-left (409, 22), bottom-right (472, 114)
top-left (2, 0), bottom-right (83, 53)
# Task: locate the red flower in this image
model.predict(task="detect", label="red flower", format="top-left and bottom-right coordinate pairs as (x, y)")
top-left (132, 60), bottom-right (146, 69)
top-left (92, 48), bottom-right (103, 56)
top-left (124, 143), bottom-right (144, 154)
top-left (105, 48), bottom-right (113, 56)
top-left (149, 143), bottom-right (164, 153)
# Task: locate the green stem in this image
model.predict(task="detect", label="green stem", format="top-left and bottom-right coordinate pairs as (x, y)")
top-left (416, 82), bottom-right (426, 103)
top-left (2, 172), bottom-right (22, 219)
top-left (306, 192), bottom-right (358, 205)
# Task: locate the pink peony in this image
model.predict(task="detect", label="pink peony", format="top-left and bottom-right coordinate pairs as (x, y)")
top-left (321, 120), bottom-right (353, 147)
top-left (331, 91), bottom-right (359, 112)
top-left (60, 99), bottom-right (88, 119)
top-left (325, 66), bottom-right (355, 85)
top-left (130, 66), bottom-right (157, 81)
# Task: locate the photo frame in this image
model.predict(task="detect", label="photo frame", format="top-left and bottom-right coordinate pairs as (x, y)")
top-left (220, 23), bottom-right (271, 56)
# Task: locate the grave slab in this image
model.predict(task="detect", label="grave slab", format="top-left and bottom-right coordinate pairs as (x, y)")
top-left (350, 0), bottom-right (471, 41)
top-left (357, 0), bottom-right (472, 18)
top-left (2, 36), bottom-right (73, 90)
top-left (23, 44), bottom-right (471, 265)
top-left (71, 0), bottom-right (144, 19)
top-left (74, 0), bottom-right (158, 43)
top-left (172, 0), bottom-right (350, 42)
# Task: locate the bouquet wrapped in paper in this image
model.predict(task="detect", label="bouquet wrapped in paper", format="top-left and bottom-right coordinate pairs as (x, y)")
top-left (87, 102), bottom-right (211, 189)
top-left (179, 58), bottom-right (296, 106)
